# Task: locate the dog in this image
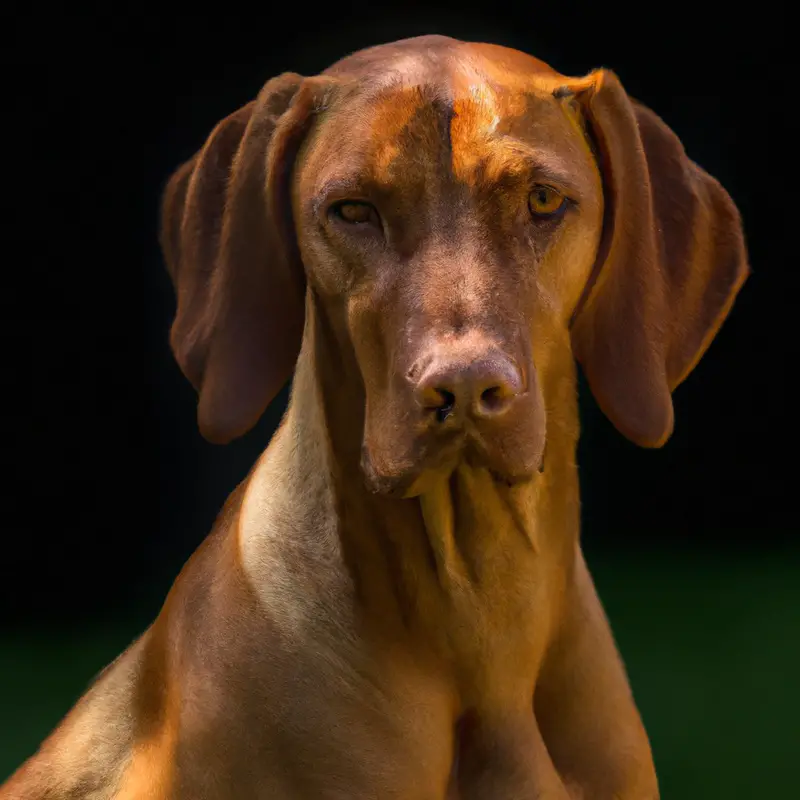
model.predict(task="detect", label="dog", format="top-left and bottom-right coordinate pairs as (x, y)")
top-left (2, 34), bottom-right (748, 799)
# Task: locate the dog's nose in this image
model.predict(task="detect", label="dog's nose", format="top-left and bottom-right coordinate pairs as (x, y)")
top-left (414, 355), bottom-right (524, 421)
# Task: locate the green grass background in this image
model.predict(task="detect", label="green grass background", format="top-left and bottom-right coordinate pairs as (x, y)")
top-left (2, 547), bottom-right (798, 796)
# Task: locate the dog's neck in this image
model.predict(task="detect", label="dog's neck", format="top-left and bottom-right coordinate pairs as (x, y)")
top-left (279, 293), bottom-right (582, 639)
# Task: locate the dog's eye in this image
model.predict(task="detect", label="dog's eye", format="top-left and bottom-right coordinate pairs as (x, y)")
top-left (528, 185), bottom-right (567, 218)
top-left (332, 201), bottom-right (380, 226)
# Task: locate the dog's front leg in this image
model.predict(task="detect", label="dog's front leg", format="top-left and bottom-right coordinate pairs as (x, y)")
top-left (533, 546), bottom-right (660, 800)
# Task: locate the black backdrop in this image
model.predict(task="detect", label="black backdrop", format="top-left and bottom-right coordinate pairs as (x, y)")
top-left (2, 1), bottom-right (796, 793)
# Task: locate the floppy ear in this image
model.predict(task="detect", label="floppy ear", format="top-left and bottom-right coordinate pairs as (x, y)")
top-left (160, 73), bottom-right (326, 443)
top-left (566, 70), bottom-right (749, 447)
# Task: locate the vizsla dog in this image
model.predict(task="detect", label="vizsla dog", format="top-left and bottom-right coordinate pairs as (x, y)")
top-left (3, 35), bottom-right (748, 799)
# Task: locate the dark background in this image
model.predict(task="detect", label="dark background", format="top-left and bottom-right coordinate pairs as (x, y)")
top-left (2, 2), bottom-right (795, 796)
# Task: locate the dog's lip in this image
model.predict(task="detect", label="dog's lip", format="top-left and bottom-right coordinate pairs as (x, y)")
top-left (361, 427), bottom-right (542, 498)
top-left (361, 432), bottom-right (465, 497)
top-left (463, 437), bottom-right (540, 485)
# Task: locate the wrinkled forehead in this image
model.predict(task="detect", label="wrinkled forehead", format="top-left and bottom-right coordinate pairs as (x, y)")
top-left (305, 54), bottom-right (597, 197)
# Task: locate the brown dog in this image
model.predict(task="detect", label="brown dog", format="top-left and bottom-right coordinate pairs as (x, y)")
top-left (2, 35), bottom-right (748, 799)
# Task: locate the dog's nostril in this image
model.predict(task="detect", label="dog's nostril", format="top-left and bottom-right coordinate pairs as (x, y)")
top-left (474, 382), bottom-right (518, 418)
top-left (479, 386), bottom-right (505, 412)
top-left (433, 389), bottom-right (456, 422)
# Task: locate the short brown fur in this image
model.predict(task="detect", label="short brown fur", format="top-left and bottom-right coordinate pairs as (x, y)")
top-left (2, 34), bottom-right (748, 799)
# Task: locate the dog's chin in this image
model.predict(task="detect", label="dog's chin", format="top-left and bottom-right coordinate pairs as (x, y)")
top-left (361, 439), bottom-right (541, 499)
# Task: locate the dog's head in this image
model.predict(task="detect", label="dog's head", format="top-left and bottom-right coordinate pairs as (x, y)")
top-left (161, 36), bottom-right (748, 496)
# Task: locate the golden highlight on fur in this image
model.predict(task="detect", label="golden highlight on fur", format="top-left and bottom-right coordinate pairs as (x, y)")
top-left (2, 35), bottom-right (747, 800)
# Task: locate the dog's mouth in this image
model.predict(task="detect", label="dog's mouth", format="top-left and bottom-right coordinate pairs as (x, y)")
top-left (360, 431), bottom-right (464, 498)
top-left (360, 428), bottom-right (541, 499)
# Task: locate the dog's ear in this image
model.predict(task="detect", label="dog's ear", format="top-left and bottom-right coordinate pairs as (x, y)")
top-left (564, 70), bottom-right (749, 447)
top-left (160, 73), bottom-right (330, 443)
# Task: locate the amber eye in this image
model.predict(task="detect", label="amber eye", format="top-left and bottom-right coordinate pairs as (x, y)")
top-left (332, 201), bottom-right (379, 225)
top-left (528, 185), bottom-right (567, 218)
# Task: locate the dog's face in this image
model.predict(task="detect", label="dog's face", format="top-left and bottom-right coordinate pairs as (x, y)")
top-left (161, 36), bottom-right (748, 489)
top-left (293, 53), bottom-right (604, 495)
